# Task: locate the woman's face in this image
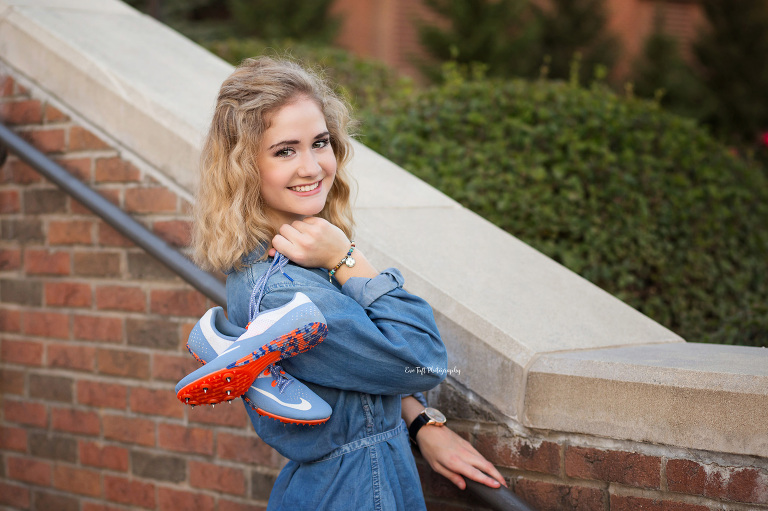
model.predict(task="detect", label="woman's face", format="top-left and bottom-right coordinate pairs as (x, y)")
top-left (256, 96), bottom-right (337, 230)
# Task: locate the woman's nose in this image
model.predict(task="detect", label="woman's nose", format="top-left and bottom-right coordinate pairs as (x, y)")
top-left (297, 152), bottom-right (322, 177)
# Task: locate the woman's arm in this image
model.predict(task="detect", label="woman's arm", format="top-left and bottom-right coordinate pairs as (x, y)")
top-left (401, 396), bottom-right (507, 490)
top-left (251, 217), bottom-right (447, 395)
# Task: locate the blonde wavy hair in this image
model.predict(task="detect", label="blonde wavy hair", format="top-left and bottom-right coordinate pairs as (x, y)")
top-left (192, 57), bottom-right (355, 272)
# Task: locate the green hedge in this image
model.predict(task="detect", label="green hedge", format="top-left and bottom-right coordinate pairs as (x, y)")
top-left (204, 38), bottom-right (413, 111)
top-left (359, 66), bottom-right (768, 347)
top-left (206, 41), bottom-right (768, 347)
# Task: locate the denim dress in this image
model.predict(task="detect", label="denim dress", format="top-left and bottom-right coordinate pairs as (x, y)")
top-left (226, 250), bottom-right (448, 511)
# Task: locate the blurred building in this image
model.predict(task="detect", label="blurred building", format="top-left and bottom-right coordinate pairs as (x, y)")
top-left (330, 0), bottom-right (705, 79)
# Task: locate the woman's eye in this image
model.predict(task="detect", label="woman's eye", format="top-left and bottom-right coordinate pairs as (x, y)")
top-left (275, 147), bottom-right (294, 158)
top-left (313, 138), bottom-right (330, 149)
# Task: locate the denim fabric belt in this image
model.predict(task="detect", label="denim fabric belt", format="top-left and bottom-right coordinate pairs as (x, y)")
top-left (310, 421), bottom-right (407, 464)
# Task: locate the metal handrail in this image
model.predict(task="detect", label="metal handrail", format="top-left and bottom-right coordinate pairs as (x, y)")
top-left (0, 123), bottom-right (225, 305)
top-left (465, 477), bottom-right (536, 510)
top-left (0, 121), bottom-right (536, 511)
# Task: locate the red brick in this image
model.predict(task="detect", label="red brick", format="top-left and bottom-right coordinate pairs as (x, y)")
top-left (0, 248), bottom-right (22, 270)
top-left (53, 464), bottom-right (101, 496)
top-left (48, 220), bottom-right (93, 245)
top-left (7, 456), bottom-right (52, 486)
top-left (94, 157), bottom-right (140, 182)
top-left (73, 251), bottom-right (121, 277)
top-left (150, 288), bottom-right (207, 317)
top-left (153, 220), bottom-right (192, 247)
top-left (77, 380), bottom-right (128, 409)
top-left (45, 282), bottom-right (92, 307)
top-left (97, 348), bottom-right (150, 379)
top-left (0, 99), bottom-right (43, 125)
top-left (73, 314), bottom-right (123, 343)
top-left (125, 187), bottom-right (177, 213)
top-left (95, 285), bottom-right (145, 312)
top-left (515, 478), bottom-right (605, 511)
top-left (476, 434), bottom-right (561, 475)
top-left (83, 504), bottom-right (128, 511)
top-left (0, 481), bottom-right (30, 508)
top-left (103, 414), bottom-right (155, 446)
top-left (0, 426), bottom-right (27, 451)
top-left (131, 388), bottom-right (183, 419)
top-left (98, 222), bottom-right (134, 247)
top-left (0, 75), bottom-right (15, 96)
top-left (190, 460), bottom-right (246, 495)
top-left (158, 487), bottom-right (215, 511)
top-left (0, 189), bottom-right (20, 213)
top-left (565, 446), bottom-right (661, 489)
top-left (153, 353), bottom-right (197, 382)
top-left (1, 338), bottom-right (44, 365)
top-left (218, 499), bottom-right (267, 511)
top-left (69, 126), bottom-right (111, 151)
top-left (51, 407), bottom-right (100, 435)
top-left (217, 431), bottom-right (279, 466)
top-left (158, 423), bottom-right (214, 456)
top-left (71, 188), bottom-right (120, 214)
top-left (610, 495), bottom-right (709, 511)
top-left (79, 440), bottom-right (129, 471)
top-left (22, 128), bottom-right (66, 153)
top-left (25, 249), bottom-right (70, 275)
top-left (104, 475), bottom-right (155, 509)
top-left (55, 156), bottom-right (92, 181)
top-left (0, 308), bottom-right (22, 332)
top-left (23, 310), bottom-right (70, 339)
top-left (48, 342), bottom-right (97, 371)
top-left (0, 367), bottom-right (25, 395)
top-left (82, 503), bottom-right (126, 511)
top-left (189, 399), bottom-right (248, 428)
top-left (2, 158), bottom-right (42, 184)
top-left (667, 458), bottom-right (768, 505)
top-left (728, 467), bottom-right (768, 504)
top-left (44, 103), bottom-right (69, 123)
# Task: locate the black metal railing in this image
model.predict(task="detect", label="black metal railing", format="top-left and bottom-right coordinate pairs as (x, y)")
top-left (0, 122), bottom-right (536, 511)
top-left (0, 123), bottom-right (225, 305)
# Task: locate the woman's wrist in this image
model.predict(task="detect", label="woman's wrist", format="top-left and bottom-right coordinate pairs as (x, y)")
top-left (330, 247), bottom-right (378, 285)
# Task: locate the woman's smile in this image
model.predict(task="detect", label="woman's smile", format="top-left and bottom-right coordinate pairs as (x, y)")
top-left (256, 96), bottom-right (337, 229)
top-left (288, 180), bottom-right (322, 193)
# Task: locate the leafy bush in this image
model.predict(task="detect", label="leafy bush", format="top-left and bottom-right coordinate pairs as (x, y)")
top-left (204, 38), bottom-right (413, 111)
top-left (359, 65), bottom-right (768, 347)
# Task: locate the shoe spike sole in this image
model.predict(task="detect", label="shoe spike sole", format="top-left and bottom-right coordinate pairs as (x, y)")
top-left (177, 321), bottom-right (328, 406)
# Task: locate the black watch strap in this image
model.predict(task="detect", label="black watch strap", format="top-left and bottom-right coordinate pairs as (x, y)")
top-left (408, 413), bottom-right (429, 444)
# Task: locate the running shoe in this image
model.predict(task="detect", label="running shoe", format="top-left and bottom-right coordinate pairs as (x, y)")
top-left (175, 292), bottom-right (328, 407)
top-left (183, 304), bottom-right (331, 424)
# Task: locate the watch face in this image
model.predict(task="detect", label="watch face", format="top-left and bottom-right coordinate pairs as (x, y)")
top-left (344, 256), bottom-right (356, 268)
top-left (424, 407), bottom-right (446, 423)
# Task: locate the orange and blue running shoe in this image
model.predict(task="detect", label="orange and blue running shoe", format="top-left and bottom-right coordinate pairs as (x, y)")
top-left (182, 303), bottom-right (331, 424)
top-left (175, 292), bottom-right (328, 408)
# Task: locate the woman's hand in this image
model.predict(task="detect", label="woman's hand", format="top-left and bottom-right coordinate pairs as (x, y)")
top-left (270, 217), bottom-right (350, 269)
top-left (416, 424), bottom-right (507, 490)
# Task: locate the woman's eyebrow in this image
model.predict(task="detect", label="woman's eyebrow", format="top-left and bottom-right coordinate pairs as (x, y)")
top-left (267, 132), bottom-right (330, 151)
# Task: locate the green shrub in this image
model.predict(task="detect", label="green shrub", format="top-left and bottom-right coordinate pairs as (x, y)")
top-left (359, 65), bottom-right (768, 347)
top-left (204, 38), bottom-right (413, 111)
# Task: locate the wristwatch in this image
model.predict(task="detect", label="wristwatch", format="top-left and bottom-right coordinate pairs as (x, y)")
top-left (408, 407), bottom-right (446, 444)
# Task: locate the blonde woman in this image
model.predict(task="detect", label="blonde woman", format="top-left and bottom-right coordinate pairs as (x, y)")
top-left (193, 57), bottom-right (504, 510)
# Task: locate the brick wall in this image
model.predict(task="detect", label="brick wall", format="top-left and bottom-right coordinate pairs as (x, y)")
top-left (0, 73), bottom-right (284, 511)
top-left (2, 70), bottom-right (768, 511)
top-left (424, 382), bottom-right (768, 511)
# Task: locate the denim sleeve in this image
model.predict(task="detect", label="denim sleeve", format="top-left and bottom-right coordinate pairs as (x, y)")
top-left (256, 268), bottom-right (448, 396)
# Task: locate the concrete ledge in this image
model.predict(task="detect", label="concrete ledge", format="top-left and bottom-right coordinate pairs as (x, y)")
top-left (526, 343), bottom-right (768, 457)
top-left (3, 0), bottom-right (765, 459)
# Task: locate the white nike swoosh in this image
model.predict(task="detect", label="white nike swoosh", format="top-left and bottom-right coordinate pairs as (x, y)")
top-left (221, 344), bottom-right (243, 356)
top-left (251, 387), bottom-right (312, 411)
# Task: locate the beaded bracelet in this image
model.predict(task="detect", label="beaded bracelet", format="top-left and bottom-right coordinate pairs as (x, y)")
top-left (328, 242), bottom-right (355, 282)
